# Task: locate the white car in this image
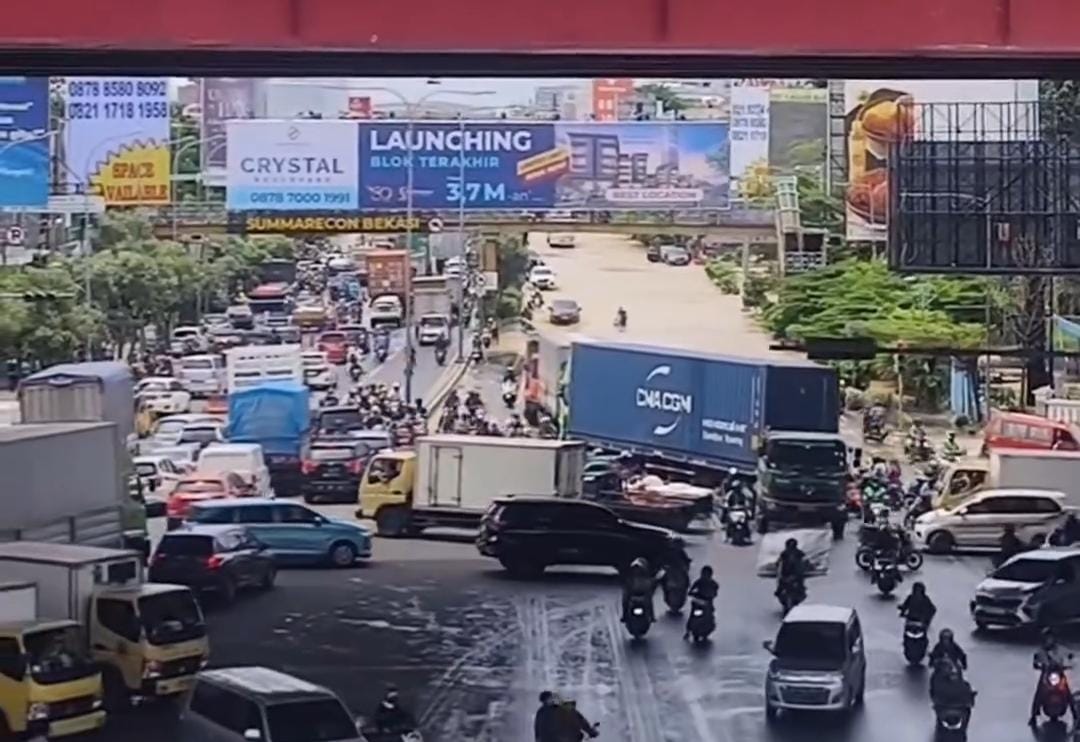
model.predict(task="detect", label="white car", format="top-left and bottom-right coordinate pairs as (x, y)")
top-left (369, 295), bottom-right (404, 328)
top-left (135, 376), bottom-right (192, 415)
top-left (417, 313), bottom-right (450, 345)
top-left (547, 233), bottom-right (576, 249)
top-left (529, 266), bottom-right (557, 290)
top-left (153, 445), bottom-right (200, 473)
top-left (133, 455), bottom-right (184, 497)
top-left (912, 487), bottom-right (1069, 553)
top-left (170, 325), bottom-right (208, 355)
top-left (302, 351), bottom-right (334, 390)
top-left (176, 354), bottom-right (225, 396)
top-left (140, 413), bottom-right (221, 454)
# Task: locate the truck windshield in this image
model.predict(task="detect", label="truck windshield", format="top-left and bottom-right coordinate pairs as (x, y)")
top-left (139, 591), bottom-right (206, 646)
top-left (767, 440), bottom-right (846, 472)
top-left (24, 625), bottom-right (96, 685)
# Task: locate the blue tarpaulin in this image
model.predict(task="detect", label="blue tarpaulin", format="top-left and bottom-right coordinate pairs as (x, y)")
top-left (226, 382), bottom-right (310, 456)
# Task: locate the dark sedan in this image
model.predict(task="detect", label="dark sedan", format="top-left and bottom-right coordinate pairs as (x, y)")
top-left (149, 525), bottom-right (275, 603)
top-left (548, 299), bottom-right (581, 326)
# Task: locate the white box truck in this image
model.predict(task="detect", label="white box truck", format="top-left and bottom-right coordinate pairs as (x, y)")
top-left (225, 344), bottom-right (303, 393)
top-left (935, 448), bottom-right (1080, 510)
top-left (0, 542), bottom-right (209, 707)
top-left (359, 435), bottom-right (585, 535)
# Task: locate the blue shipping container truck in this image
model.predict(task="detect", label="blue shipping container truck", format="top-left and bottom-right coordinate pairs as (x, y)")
top-left (227, 382), bottom-right (310, 495)
top-left (566, 341), bottom-right (839, 470)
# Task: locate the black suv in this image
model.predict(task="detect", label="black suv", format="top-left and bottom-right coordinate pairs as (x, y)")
top-left (300, 439), bottom-right (372, 503)
top-left (149, 525), bottom-right (275, 603)
top-left (477, 497), bottom-right (682, 578)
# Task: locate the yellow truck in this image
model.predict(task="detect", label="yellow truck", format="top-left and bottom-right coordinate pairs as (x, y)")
top-left (358, 435), bottom-right (585, 537)
top-left (0, 580), bottom-right (106, 739)
top-left (0, 542), bottom-right (209, 712)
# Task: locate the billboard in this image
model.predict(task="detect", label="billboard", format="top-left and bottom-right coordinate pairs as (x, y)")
top-left (0, 77), bottom-right (49, 207)
top-left (64, 77), bottom-right (171, 205)
top-left (201, 78), bottom-right (258, 171)
top-left (357, 121), bottom-right (559, 210)
top-left (228, 211), bottom-right (442, 235)
top-left (226, 120), bottom-right (360, 211)
top-left (729, 83), bottom-right (771, 200)
top-left (592, 78), bottom-right (634, 122)
top-left (844, 79), bottom-right (1039, 241)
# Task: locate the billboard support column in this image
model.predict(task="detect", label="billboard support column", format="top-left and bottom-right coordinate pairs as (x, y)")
top-left (456, 115), bottom-right (467, 363)
top-left (404, 116), bottom-right (416, 405)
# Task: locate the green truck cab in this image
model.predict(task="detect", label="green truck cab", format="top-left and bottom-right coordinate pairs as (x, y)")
top-left (756, 431), bottom-right (849, 538)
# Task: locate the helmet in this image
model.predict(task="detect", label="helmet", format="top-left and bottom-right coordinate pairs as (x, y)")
top-left (939, 628), bottom-right (954, 643)
top-left (912, 581), bottom-right (926, 595)
top-left (785, 538), bottom-right (798, 550)
top-left (1043, 626), bottom-right (1057, 644)
top-left (701, 565), bottom-right (714, 578)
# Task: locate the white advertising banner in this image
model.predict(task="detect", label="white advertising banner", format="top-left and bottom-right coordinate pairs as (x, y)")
top-left (226, 120), bottom-right (360, 211)
top-left (729, 84), bottom-right (771, 200)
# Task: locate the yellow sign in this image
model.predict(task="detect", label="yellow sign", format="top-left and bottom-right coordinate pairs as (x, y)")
top-left (89, 144), bottom-right (170, 206)
top-left (517, 147), bottom-right (569, 182)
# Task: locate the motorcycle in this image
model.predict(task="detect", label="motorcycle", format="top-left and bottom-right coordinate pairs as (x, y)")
top-left (349, 364), bottom-right (362, 382)
top-left (1034, 663), bottom-right (1074, 724)
top-left (359, 723), bottom-right (424, 742)
top-left (776, 576), bottom-right (806, 615)
top-left (934, 698), bottom-right (974, 739)
top-left (906, 437), bottom-right (934, 463)
top-left (686, 598), bottom-right (715, 643)
top-left (502, 390), bottom-right (517, 409)
top-left (863, 420), bottom-right (887, 443)
top-left (902, 617), bottom-right (929, 665)
top-left (662, 570), bottom-right (689, 614)
top-left (434, 346), bottom-right (447, 366)
top-left (624, 595), bottom-right (653, 639)
top-left (726, 507), bottom-right (752, 546)
top-left (870, 553), bottom-right (902, 596)
top-left (375, 345), bottom-right (389, 363)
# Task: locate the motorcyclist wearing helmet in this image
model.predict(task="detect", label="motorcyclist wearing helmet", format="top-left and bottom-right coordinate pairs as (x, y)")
top-left (621, 557), bottom-right (657, 623)
top-left (930, 660), bottom-right (975, 723)
top-left (929, 628), bottom-right (968, 674)
top-left (684, 565), bottom-right (719, 640)
top-left (775, 538), bottom-right (806, 598)
top-left (722, 468), bottom-right (753, 519)
top-left (898, 581), bottom-right (937, 625)
top-left (1031, 627), bottom-right (1076, 726)
top-left (372, 685), bottom-right (415, 733)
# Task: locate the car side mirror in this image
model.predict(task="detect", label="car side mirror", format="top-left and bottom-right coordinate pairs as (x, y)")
top-left (762, 640), bottom-right (775, 654)
top-left (243, 729), bottom-right (262, 740)
top-left (313, 516), bottom-right (325, 526)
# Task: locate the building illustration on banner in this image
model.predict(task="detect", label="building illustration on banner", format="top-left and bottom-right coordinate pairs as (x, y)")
top-left (843, 79), bottom-right (1039, 241)
top-left (0, 77), bottom-right (49, 208)
top-left (64, 77), bottom-right (171, 206)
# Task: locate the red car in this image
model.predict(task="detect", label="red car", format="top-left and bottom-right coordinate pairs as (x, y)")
top-left (318, 331), bottom-right (349, 364)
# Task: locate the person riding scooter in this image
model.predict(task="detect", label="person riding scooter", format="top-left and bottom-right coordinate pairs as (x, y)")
top-left (621, 558), bottom-right (657, 623)
top-left (372, 685), bottom-right (416, 734)
top-left (899, 581), bottom-right (937, 625)
top-left (1030, 627), bottom-right (1076, 727)
top-left (683, 565), bottom-right (719, 640)
top-left (775, 538), bottom-right (807, 601)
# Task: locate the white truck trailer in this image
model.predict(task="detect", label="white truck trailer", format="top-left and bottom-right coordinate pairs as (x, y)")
top-left (225, 344), bottom-right (303, 393)
top-left (935, 448), bottom-right (1080, 510)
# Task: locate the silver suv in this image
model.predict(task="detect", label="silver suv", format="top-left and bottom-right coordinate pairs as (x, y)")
top-left (971, 547), bottom-right (1080, 631)
top-left (763, 604), bottom-right (866, 720)
top-left (179, 666), bottom-right (363, 742)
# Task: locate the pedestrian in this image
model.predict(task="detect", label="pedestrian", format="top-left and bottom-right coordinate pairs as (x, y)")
top-left (534, 690), bottom-right (562, 742)
top-left (556, 699), bottom-right (598, 741)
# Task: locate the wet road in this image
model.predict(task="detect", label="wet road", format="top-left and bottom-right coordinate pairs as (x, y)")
top-left (110, 523), bottom-right (1054, 742)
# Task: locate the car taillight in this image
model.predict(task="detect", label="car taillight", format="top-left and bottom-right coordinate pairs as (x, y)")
top-left (348, 459), bottom-right (365, 475)
top-left (166, 498), bottom-right (184, 516)
top-left (206, 555), bottom-right (225, 570)
top-left (301, 460), bottom-right (318, 475)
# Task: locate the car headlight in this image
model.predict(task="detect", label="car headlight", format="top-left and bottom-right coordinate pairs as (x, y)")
top-left (27, 702), bottom-right (49, 720)
top-left (143, 660), bottom-right (163, 679)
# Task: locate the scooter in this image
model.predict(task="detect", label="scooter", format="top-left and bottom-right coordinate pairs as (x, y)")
top-left (502, 390), bottom-right (517, 409)
top-left (434, 346), bottom-right (447, 366)
top-left (375, 346), bottom-right (389, 363)
top-left (776, 577), bottom-right (806, 615)
top-left (902, 617), bottom-right (929, 665)
top-left (686, 598), bottom-right (715, 643)
top-left (934, 698), bottom-right (974, 739)
top-left (624, 595), bottom-right (653, 639)
top-left (1034, 663), bottom-right (1074, 724)
top-left (348, 363), bottom-right (362, 382)
top-left (662, 572), bottom-right (689, 614)
top-left (871, 553), bottom-right (902, 596)
top-left (726, 508), bottom-right (752, 545)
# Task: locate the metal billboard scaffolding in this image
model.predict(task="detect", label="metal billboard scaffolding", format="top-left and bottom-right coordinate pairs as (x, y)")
top-left (888, 100), bottom-right (1080, 275)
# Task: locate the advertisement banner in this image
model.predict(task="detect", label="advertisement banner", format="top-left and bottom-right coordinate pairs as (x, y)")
top-left (226, 120), bottom-right (360, 211)
top-left (592, 78), bottom-right (634, 122)
top-left (357, 121), bottom-right (559, 210)
top-left (346, 96), bottom-right (372, 118)
top-left (729, 84), bottom-right (771, 199)
top-left (227, 211), bottom-right (442, 235)
top-left (201, 78), bottom-right (258, 171)
top-left (64, 77), bottom-right (171, 205)
top-left (844, 79), bottom-right (1039, 241)
top-left (0, 77), bottom-right (49, 207)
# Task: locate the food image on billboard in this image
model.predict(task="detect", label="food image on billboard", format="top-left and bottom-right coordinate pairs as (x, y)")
top-left (64, 77), bottom-right (171, 206)
top-left (552, 122), bottom-right (730, 209)
top-left (0, 77), bottom-right (49, 208)
top-left (844, 80), bottom-right (1038, 241)
top-left (357, 122), bottom-right (560, 210)
top-left (226, 120), bottom-right (360, 211)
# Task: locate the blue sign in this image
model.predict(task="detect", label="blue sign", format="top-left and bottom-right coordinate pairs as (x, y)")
top-left (357, 122), bottom-right (558, 210)
top-left (0, 77), bottom-right (49, 207)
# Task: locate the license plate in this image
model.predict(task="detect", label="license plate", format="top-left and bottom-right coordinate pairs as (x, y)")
top-left (49, 711), bottom-right (105, 737)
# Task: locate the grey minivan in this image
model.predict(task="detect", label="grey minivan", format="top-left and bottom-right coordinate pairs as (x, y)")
top-left (179, 666), bottom-right (363, 742)
top-left (763, 604), bottom-right (866, 720)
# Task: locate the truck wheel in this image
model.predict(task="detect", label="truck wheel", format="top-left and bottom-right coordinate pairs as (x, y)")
top-left (375, 506), bottom-right (410, 538)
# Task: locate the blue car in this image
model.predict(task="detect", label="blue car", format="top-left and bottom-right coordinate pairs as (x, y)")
top-left (184, 498), bottom-right (372, 567)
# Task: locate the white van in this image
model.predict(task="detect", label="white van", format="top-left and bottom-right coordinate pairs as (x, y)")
top-left (177, 354), bottom-right (225, 396)
top-left (198, 443), bottom-right (273, 497)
